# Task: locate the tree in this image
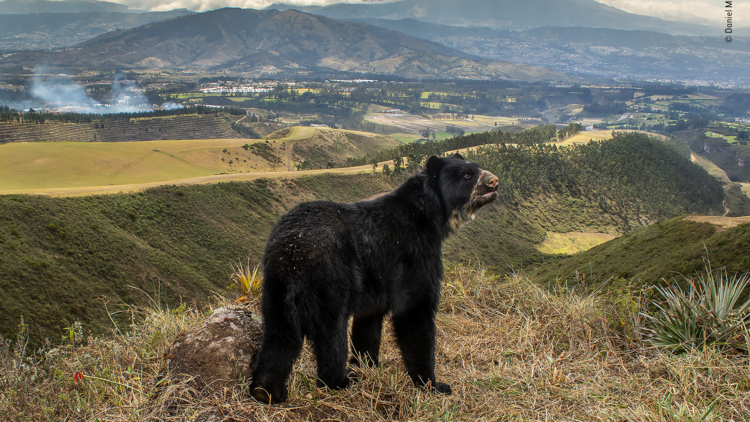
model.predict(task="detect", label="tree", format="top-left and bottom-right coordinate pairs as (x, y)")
top-left (392, 157), bottom-right (403, 175)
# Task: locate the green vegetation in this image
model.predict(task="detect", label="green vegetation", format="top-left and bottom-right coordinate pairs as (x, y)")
top-left (0, 130), bottom-right (730, 345)
top-left (0, 114), bottom-right (244, 144)
top-left (469, 132), bottom-right (722, 218)
top-left (345, 124), bottom-right (558, 168)
top-left (0, 175), bottom-right (399, 346)
top-left (705, 130), bottom-right (737, 144)
top-left (243, 141), bottom-right (283, 167)
top-left (645, 260), bottom-right (750, 353)
top-left (532, 217), bottom-right (750, 286)
top-left (0, 105), bottom-right (236, 125)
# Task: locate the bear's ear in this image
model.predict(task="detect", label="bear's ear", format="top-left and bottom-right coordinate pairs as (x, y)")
top-left (426, 156), bottom-right (442, 177)
top-left (453, 152), bottom-right (465, 160)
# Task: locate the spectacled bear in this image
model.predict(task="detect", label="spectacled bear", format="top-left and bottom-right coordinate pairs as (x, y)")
top-left (250, 153), bottom-right (499, 404)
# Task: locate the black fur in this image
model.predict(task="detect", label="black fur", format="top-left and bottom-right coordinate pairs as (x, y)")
top-left (249, 154), bottom-right (499, 404)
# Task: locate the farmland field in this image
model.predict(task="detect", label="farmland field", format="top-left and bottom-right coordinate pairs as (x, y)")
top-left (555, 130), bottom-right (614, 146)
top-left (705, 131), bottom-right (738, 144)
top-left (536, 231), bottom-right (617, 254)
top-left (0, 127), bottom-right (399, 194)
top-left (364, 113), bottom-right (487, 133)
top-left (0, 138), bottom-right (254, 191)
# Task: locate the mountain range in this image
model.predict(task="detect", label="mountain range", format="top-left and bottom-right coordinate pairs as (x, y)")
top-left (0, 0), bottom-right (131, 14)
top-left (0, 10), bottom-right (193, 51)
top-left (0, 8), bottom-right (571, 82)
top-left (267, 0), bottom-right (711, 35)
top-left (349, 19), bottom-right (750, 85)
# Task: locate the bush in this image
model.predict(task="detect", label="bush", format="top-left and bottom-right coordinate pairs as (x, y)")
top-left (645, 259), bottom-right (750, 353)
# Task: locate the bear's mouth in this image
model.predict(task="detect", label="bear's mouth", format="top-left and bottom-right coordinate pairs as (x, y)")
top-left (471, 183), bottom-right (499, 206)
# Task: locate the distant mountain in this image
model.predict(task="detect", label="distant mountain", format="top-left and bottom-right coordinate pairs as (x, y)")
top-left (0, 8), bottom-right (571, 82)
top-left (349, 18), bottom-right (750, 85)
top-left (0, 0), bottom-right (130, 14)
top-left (267, 0), bottom-right (711, 35)
top-left (0, 11), bottom-right (194, 51)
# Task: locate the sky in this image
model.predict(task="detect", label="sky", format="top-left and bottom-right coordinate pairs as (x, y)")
top-left (61, 0), bottom-right (746, 28)
top-left (597, 0), bottom-right (744, 28)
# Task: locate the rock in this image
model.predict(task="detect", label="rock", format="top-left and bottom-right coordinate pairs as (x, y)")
top-left (166, 305), bottom-right (262, 392)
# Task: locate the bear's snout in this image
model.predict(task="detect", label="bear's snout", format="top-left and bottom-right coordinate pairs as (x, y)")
top-left (471, 170), bottom-right (499, 207)
top-left (481, 171), bottom-right (499, 190)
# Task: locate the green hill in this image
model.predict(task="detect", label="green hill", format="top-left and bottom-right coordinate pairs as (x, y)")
top-left (0, 131), bottom-right (728, 346)
top-left (531, 217), bottom-right (750, 287)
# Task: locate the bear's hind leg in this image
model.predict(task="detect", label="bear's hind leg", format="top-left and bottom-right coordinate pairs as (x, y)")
top-left (392, 309), bottom-right (452, 395)
top-left (349, 313), bottom-right (384, 367)
top-left (250, 313), bottom-right (303, 404)
top-left (310, 314), bottom-right (351, 390)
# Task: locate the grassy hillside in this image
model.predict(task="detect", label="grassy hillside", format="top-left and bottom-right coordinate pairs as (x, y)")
top-left (677, 128), bottom-right (750, 183)
top-left (5, 264), bottom-right (749, 420)
top-left (532, 217), bottom-right (750, 286)
top-left (0, 175), bottom-right (401, 346)
top-left (0, 127), bottom-right (400, 192)
top-left (0, 128), bottom-right (730, 342)
top-left (0, 131), bottom-right (729, 347)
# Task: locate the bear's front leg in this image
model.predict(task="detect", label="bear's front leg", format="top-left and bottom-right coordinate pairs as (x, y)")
top-left (391, 307), bottom-right (452, 394)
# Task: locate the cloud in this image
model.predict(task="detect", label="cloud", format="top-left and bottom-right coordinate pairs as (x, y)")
top-left (596, 0), bottom-right (748, 28)
top-left (113, 0), bottom-right (395, 13)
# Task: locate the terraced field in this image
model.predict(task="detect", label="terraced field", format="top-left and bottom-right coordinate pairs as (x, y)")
top-left (0, 115), bottom-right (241, 144)
top-left (364, 113), bottom-right (487, 134)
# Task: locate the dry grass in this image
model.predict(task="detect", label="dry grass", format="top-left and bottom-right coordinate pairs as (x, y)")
top-left (536, 231), bottom-right (617, 254)
top-left (2, 265), bottom-right (750, 421)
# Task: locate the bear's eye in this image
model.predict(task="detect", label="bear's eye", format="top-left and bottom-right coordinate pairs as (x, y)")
top-left (463, 171), bottom-right (473, 179)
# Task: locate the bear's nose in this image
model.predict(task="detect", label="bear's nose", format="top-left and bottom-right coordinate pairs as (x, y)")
top-left (483, 171), bottom-right (499, 189)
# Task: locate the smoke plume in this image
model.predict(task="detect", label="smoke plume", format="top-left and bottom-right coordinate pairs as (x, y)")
top-left (0, 67), bottom-right (152, 114)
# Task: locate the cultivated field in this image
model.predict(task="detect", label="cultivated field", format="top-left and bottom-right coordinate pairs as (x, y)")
top-left (364, 113), bottom-right (487, 134)
top-left (684, 215), bottom-right (750, 229)
top-left (0, 114), bottom-right (241, 143)
top-left (0, 127), bottom-right (399, 195)
top-left (555, 130), bottom-right (614, 146)
top-left (536, 231), bottom-right (617, 255)
top-left (705, 130), bottom-right (738, 144)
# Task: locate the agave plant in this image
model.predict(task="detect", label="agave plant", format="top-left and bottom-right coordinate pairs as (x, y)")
top-left (230, 259), bottom-right (262, 300)
top-left (644, 259), bottom-right (750, 353)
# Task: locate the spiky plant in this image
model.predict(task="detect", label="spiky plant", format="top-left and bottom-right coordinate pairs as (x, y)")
top-left (644, 259), bottom-right (750, 353)
top-left (229, 259), bottom-right (262, 300)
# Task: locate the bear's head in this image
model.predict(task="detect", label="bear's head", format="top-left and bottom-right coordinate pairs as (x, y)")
top-left (425, 153), bottom-right (499, 230)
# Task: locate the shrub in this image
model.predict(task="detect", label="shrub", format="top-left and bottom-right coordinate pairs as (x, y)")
top-left (229, 260), bottom-right (262, 299)
top-left (644, 259), bottom-right (750, 353)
